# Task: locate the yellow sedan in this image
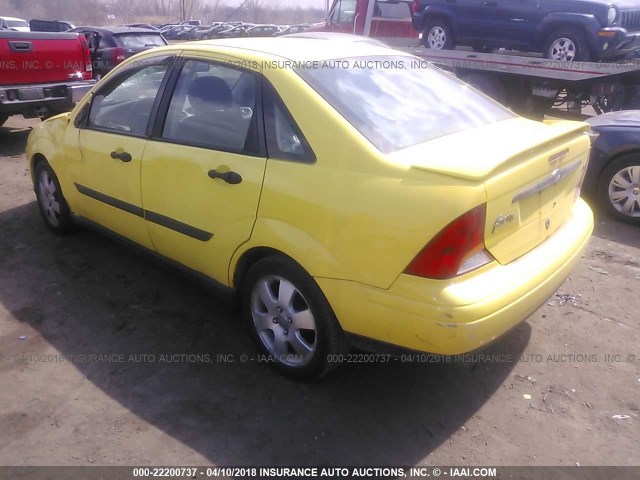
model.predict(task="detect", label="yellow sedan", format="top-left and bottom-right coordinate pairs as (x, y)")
top-left (26, 37), bottom-right (594, 378)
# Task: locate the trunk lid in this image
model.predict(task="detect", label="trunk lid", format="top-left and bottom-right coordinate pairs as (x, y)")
top-left (391, 117), bottom-right (591, 265)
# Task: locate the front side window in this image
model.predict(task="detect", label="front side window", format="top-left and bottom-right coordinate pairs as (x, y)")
top-left (87, 64), bottom-right (168, 135)
top-left (297, 56), bottom-right (515, 153)
top-left (331, 0), bottom-right (357, 25)
top-left (161, 59), bottom-right (259, 153)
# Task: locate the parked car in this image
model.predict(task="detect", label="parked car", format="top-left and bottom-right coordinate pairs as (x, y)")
top-left (196, 24), bottom-right (232, 40)
top-left (160, 25), bottom-right (190, 40)
top-left (68, 26), bottom-right (167, 79)
top-left (584, 111), bottom-right (640, 225)
top-left (174, 26), bottom-right (198, 40)
top-left (275, 24), bottom-right (310, 36)
top-left (0, 30), bottom-right (93, 124)
top-left (245, 25), bottom-right (280, 37)
top-left (29, 19), bottom-right (74, 32)
top-left (0, 16), bottom-right (29, 31)
top-left (411, 0), bottom-right (640, 61)
top-left (218, 25), bottom-right (254, 39)
top-left (26, 37), bottom-right (594, 378)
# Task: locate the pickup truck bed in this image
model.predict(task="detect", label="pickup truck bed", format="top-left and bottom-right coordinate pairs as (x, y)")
top-left (0, 31), bottom-right (94, 124)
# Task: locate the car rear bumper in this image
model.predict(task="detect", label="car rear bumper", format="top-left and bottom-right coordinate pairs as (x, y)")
top-left (318, 199), bottom-right (593, 355)
top-left (0, 80), bottom-right (94, 117)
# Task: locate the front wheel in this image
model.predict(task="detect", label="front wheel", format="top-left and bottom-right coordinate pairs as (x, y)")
top-left (596, 154), bottom-right (640, 225)
top-left (422, 19), bottom-right (455, 50)
top-left (543, 28), bottom-right (592, 61)
top-left (241, 256), bottom-right (347, 379)
top-left (34, 160), bottom-right (74, 234)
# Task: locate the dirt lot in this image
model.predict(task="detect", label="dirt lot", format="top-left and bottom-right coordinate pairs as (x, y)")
top-left (0, 116), bottom-right (638, 468)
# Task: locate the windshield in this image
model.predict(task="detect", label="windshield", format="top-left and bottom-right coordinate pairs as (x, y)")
top-left (7, 20), bottom-right (29, 28)
top-left (115, 33), bottom-right (167, 49)
top-left (296, 56), bottom-right (515, 153)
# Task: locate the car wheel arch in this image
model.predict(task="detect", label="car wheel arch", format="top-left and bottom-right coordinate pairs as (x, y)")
top-left (537, 19), bottom-right (596, 52)
top-left (31, 153), bottom-right (49, 185)
top-left (421, 8), bottom-right (459, 38)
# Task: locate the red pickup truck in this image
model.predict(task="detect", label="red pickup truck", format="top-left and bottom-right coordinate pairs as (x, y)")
top-left (0, 31), bottom-right (94, 126)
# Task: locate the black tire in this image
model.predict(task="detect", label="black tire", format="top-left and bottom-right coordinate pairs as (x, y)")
top-left (422, 18), bottom-right (455, 50)
top-left (241, 256), bottom-right (348, 379)
top-left (34, 160), bottom-right (75, 234)
top-left (596, 153), bottom-right (640, 225)
top-left (0, 114), bottom-right (8, 127)
top-left (543, 28), bottom-right (592, 61)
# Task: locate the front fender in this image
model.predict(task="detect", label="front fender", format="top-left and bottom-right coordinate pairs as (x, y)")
top-left (537, 13), bottom-right (602, 47)
top-left (26, 113), bottom-right (71, 184)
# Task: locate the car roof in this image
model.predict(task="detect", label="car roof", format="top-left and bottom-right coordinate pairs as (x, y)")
top-left (1, 16), bottom-right (27, 21)
top-left (72, 26), bottom-right (163, 35)
top-left (163, 35), bottom-right (400, 62)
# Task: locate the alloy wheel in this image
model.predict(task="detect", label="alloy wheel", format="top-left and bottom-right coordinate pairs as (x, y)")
top-left (250, 275), bottom-right (317, 366)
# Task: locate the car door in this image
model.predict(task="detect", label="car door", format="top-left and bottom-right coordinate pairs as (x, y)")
top-left (140, 57), bottom-right (267, 283)
top-left (485, 0), bottom-right (540, 47)
top-left (71, 57), bottom-right (172, 249)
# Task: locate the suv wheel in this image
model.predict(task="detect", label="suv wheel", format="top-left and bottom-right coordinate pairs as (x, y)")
top-left (544, 28), bottom-right (592, 61)
top-left (597, 154), bottom-right (640, 225)
top-left (422, 19), bottom-right (455, 50)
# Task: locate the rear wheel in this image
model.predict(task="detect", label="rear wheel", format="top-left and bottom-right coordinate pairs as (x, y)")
top-left (597, 154), bottom-right (640, 225)
top-left (543, 28), bottom-right (592, 61)
top-left (241, 256), bottom-right (347, 379)
top-left (34, 160), bottom-right (74, 234)
top-left (422, 18), bottom-right (455, 50)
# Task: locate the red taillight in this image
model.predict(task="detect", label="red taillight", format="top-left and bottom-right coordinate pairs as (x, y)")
top-left (78, 34), bottom-right (93, 80)
top-left (404, 204), bottom-right (492, 280)
top-left (112, 47), bottom-right (127, 64)
top-left (412, 0), bottom-right (421, 14)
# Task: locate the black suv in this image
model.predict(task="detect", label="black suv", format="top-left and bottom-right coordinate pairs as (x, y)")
top-left (412, 0), bottom-right (640, 61)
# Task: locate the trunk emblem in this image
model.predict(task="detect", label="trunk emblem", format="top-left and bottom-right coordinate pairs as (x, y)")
top-left (492, 213), bottom-right (515, 233)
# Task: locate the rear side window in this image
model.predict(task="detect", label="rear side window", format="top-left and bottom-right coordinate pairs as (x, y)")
top-left (115, 33), bottom-right (166, 49)
top-left (263, 80), bottom-right (315, 163)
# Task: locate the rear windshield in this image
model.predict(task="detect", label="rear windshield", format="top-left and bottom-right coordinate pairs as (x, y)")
top-left (296, 56), bottom-right (515, 153)
top-left (115, 33), bottom-right (166, 49)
